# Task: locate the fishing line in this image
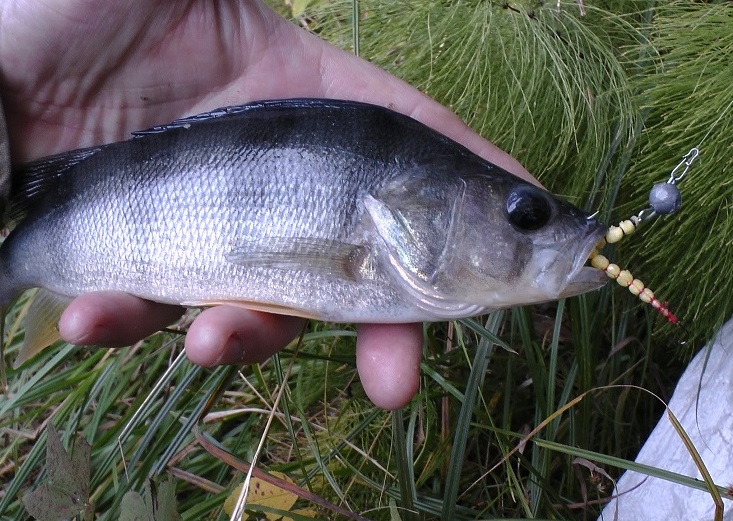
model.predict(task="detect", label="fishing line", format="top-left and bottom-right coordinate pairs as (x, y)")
top-left (695, 96), bottom-right (733, 150)
top-left (588, 95), bottom-right (733, 336)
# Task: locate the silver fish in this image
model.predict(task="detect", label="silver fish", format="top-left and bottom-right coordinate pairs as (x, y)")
top-left (0, 99), bottom-right (605, 358)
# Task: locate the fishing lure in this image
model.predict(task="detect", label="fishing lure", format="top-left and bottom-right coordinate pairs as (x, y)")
top-left (588, 148), bottom-right (699, 329)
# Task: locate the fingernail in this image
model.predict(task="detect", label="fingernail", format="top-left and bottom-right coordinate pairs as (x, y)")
top-left (214, 335), bottom-right (246, 365)
top-left (60, 309), bottom-right (111, 346)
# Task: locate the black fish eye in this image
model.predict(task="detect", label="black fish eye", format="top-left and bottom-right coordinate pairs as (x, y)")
top-left (506, 186), bottom-right (553, 232)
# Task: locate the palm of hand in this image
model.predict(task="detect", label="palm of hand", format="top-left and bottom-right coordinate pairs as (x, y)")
top-left (1, 2), bottom-right (278, 160)
top-left (0, 0), bottom-right (528, 409)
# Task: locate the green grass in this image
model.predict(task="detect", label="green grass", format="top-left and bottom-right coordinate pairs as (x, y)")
top-left (0, 298), bottom-right (690, 520)
top-left (3, 1), bottom-right (731, 520)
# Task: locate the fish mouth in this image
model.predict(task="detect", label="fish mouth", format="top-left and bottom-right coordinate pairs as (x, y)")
top-left (560, 223), bottom-right (608, 298)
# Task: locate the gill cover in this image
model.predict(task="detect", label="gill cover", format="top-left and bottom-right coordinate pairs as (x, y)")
top-left (364, 173), bottom-right (485, 318)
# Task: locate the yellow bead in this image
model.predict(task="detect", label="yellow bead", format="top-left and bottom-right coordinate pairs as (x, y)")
top-left (616, 270), bottom-right (633, 286)
top-left (639, 288), bottom-right (654, 303)
top-left (606, 264), bottom-right (621, 278)
top-left (606, 226), bottom-right (624, 244)
top-left (628, 279), bottom-right (645, 295)
top-left (591, 254), bottom-right (610, 270)
top-left (620, 220), bottom-right (636, 235)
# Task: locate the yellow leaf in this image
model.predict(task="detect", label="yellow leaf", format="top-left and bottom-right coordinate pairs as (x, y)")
top-left (282, 508), bottom-right (319, 520)
top-left (224, 472), bottom-right (298, 521)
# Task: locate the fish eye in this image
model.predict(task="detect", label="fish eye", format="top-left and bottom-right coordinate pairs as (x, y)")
top-left (506, 186), bottom-right (553, 232)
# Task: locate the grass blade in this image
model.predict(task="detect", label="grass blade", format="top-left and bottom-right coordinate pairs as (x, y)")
top-left (441, 311), bottom-right (503, 520)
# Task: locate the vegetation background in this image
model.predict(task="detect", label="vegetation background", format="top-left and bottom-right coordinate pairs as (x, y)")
top-left (1, 1), bottom-right (731, 520)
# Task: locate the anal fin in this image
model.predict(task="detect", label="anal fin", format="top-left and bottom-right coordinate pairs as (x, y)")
top-left (181, 299), bottom-right (321, 320)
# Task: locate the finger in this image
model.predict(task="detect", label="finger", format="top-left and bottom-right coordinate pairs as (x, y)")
top-left (184, 306), bottom-right (306, 367)
top-left (355, 323), bottom-right (423, 410)
top-left (59, 291), bottom-right (184, 347)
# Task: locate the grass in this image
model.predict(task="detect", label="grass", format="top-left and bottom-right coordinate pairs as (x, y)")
top-left (0, 299), bottom-right (690, 520)
top-left (2, 1), bottom-right (731, 520)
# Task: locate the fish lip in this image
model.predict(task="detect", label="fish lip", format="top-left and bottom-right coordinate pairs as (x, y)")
top-left (567, 222), bottom-right (607, 287)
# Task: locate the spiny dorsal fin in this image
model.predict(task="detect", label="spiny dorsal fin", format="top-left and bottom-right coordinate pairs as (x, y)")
top-left (130, 99), bottom-right (384, 136)
top-left (9, 146), bottom-right (102, 221)
top-left (131, 105), bottom-right (252, 136)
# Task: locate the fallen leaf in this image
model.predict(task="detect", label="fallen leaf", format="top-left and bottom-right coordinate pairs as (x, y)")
top-left (119, 490), bottom-right (154, 521)
top-left (119, 478), bottom-right (181, 521)
top-left (224, 471), bottom-right (299, 521)
top-left (22, 426), bottom-right (93, 521)
top-left (284, 507), bottom-right (319, 520)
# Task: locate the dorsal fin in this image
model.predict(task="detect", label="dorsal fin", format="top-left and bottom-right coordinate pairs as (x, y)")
top-left (130, 99), bottom-right (375, 136)
top-left (129, 101), bottom-right (296, 137)
top-left (131, 107), bottom-right (239, 136)
top-left (9, 145), bottom-right (102, 221)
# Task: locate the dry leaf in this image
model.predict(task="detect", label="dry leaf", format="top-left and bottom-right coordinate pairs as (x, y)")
top-left (119, 478), bottom-right (181, 521)
top-left (22, 426), bottom-right (93, 521)
top-left (224, 471), bottom-right (298, 521)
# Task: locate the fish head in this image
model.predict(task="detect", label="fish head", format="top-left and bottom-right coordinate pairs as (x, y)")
top-left (366, 170), bottom-right (607, 315)
top-left (437, 176), bottom-right (608, 308)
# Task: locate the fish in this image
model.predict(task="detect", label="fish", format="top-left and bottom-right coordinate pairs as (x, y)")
top-left (0, 98), bottom-right (606, 365)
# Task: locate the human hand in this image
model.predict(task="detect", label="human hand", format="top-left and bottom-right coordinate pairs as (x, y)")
top-left (0, 0), bottom-right (533, 409)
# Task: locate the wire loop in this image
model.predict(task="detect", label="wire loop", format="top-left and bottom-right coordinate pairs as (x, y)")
top-left (668, 147), bottom-right (699, 184)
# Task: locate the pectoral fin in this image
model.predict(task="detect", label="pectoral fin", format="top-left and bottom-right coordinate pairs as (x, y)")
top-left (226, 237), bottom-right (374, 282)
top-left (14, 290), bottom-right (71, 368)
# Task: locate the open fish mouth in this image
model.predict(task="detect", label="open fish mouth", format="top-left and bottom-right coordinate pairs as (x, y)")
top-left (560, 225), bottom-right (608, 298)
